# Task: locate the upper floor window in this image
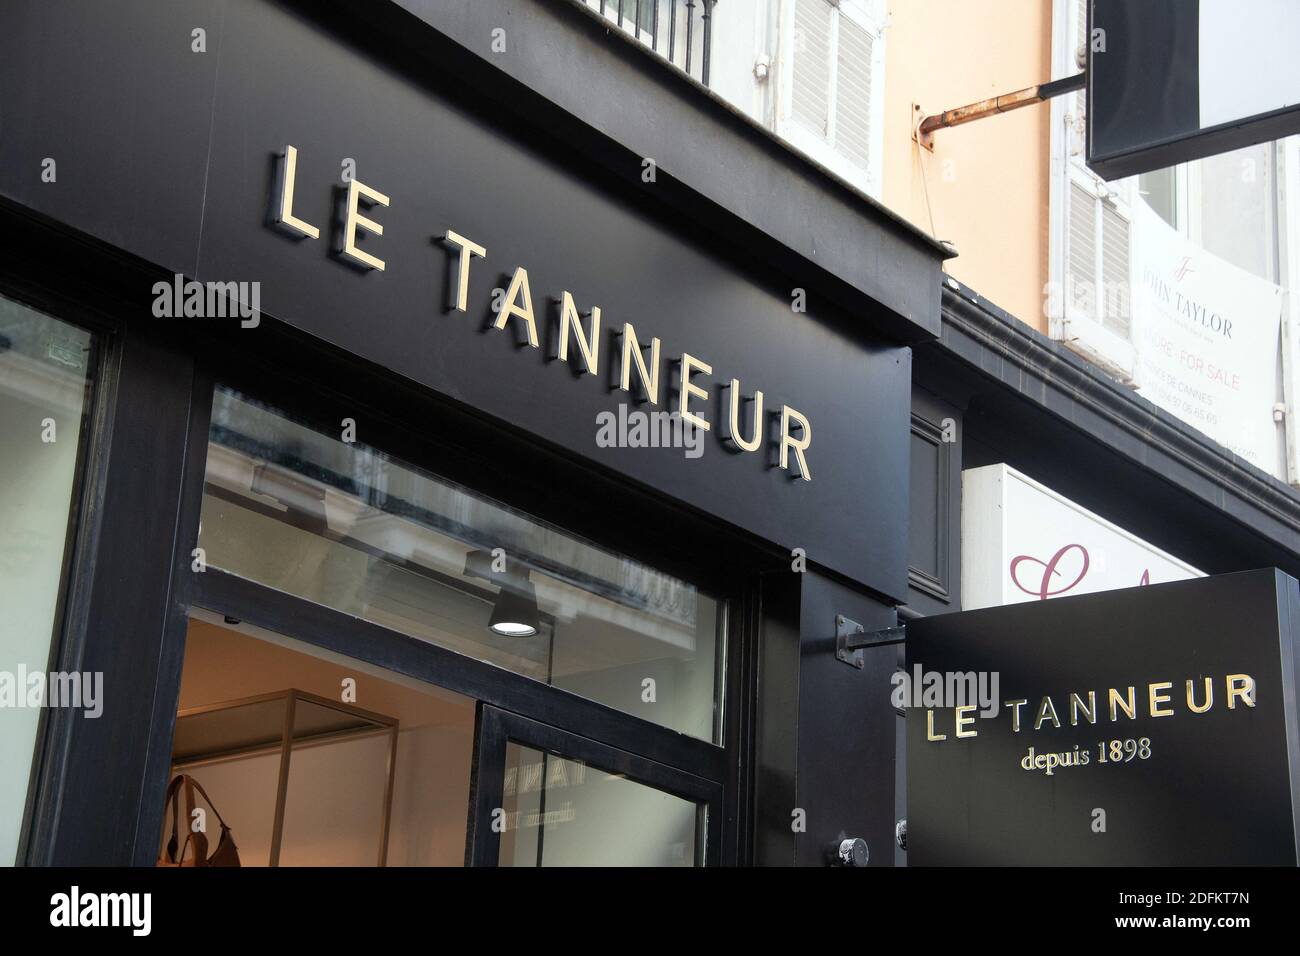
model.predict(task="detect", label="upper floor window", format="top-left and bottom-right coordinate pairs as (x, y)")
top-left (583, 0), bottom-right (716, 84)
top-left (1049, 0), bottom-right (1299, 482)
top-left (577, 0), bottom-right (886, 196)
top-left (777, 0), bottom-right (886, 196)
top-left (1137, 144), bottom-right (1279, 284)
top-left (1052, 0), bottom-right (1135, 379)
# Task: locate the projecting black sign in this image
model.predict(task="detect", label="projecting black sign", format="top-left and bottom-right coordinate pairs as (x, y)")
top-left (1087, 0), bottom-right (1300, 179)
top-left (906, 569), bottom-right (1300, 865)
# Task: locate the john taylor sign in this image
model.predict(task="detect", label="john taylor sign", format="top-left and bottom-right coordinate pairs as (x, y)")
top-left (907, 569), bottom-right (1300, 865)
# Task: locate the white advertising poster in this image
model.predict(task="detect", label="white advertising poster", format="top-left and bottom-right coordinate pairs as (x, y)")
top-left (961, 464), bottom-right (1203, 611)
top-left (1132, 197), bottom-right (1283, 474)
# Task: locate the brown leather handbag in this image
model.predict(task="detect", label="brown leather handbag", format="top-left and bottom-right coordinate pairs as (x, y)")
top-left (157, 774), bottom-right (241, 867)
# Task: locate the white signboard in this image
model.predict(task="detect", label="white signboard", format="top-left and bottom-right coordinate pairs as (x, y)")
top-left (961, 464), bottom-right (1203, 611)
top-left (1132, 197), bottom-right (1284, 474)
top-left (1198, 0), bottom-right (1300, 131)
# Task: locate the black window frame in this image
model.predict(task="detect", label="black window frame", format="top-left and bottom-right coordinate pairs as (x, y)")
top-left (466, 704), bottom-right (724, 866)
top-left (158, 325), bottom-right (759, 866)
top-left (2, 209), bottom-right (768, 867)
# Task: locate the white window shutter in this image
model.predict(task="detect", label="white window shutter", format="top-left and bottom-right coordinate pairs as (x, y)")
top-left (778, 0), bottom-right (884, 195)
top-left (1100, 201), bottom-right (1132, 338)
top-left (1050, 0), bottom-right (1136, 378)
top-left (834, 16), bottom-right (875, 169)
top-left (791, 0), bottom-right (833, 137)
top-left (1066, 181), bottom-right (1096, 317)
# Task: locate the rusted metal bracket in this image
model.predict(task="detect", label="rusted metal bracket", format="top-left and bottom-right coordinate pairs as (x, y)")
top-left (914, 72), bottom-right (1085, 150)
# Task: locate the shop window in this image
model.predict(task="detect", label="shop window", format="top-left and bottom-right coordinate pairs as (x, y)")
top-left (500, 743), bottom-right (696, 866)
top-left (776, 0), bottom-right (886, 197)
top-left (0, 296), bottom-right (96, 865)
top-left (161, 613), bottom-right (711, 867)
top-left (161, 613), bottom-right (475, 866)
top-left (198, 386), bottom-right (725, 743)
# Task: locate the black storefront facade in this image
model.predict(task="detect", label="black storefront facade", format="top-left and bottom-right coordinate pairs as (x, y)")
top-left (3, 0), bottom-right (1300, 870)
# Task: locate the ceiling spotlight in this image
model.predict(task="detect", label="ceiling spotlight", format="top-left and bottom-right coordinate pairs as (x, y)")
top-left (465, 549), bottom-right (542, 638)
top-left (489, 580), bottom-right (540, 638)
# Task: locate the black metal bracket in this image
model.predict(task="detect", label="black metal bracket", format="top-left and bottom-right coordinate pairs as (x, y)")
top-left (835, 615), bottom-right (906, 669)
top-left (1037, 71), bottom-right (1087, 100)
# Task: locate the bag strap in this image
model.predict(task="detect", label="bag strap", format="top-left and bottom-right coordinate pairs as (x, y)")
top-left (186, 776), bottom-right (232, 830)
top-left (162, 773), bottom-right (233, 864)
top-left (180, 775), bottom-right (211, 863)
top-left (163, 774), bottom-right (185, 863)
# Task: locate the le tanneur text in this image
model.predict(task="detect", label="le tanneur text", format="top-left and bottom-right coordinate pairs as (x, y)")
top-left (914, 672), bottom-right (1257, 774)
top-left (264, 144), bottom-right (815, 480)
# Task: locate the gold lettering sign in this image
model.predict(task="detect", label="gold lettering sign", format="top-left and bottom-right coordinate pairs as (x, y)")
top-left (267, 145), bottom-right (817, 480)
top-left (340, 179), bottom-right (389, 271)
top-left (924, 673), bottom-right (1257, 744)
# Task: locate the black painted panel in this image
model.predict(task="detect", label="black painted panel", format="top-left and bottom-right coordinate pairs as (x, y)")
top-left (46, 330), bottom-right (197, 865)
top-left (1087, 0), bottom-right (1199, 177)
top-left (392, 0), bottom-right (947, 339)
top-left (794, 573), bottom-right (898, 866)
top-left (0, 0), bottom-right (223, 275)
top-left (0, 0), bottom-right (913, 597)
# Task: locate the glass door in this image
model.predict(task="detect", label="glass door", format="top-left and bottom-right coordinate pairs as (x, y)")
top-left (467, 705), bottom-right (722, 866)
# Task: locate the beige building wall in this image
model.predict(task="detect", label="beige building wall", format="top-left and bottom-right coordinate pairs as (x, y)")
top-left (882, 0), bottom-right (1054, 332)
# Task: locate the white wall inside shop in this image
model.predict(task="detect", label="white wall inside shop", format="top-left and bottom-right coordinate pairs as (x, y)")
top-left (0, 307), bottom-right (91, 865)
top-left (170, 618), bottom-right (476, 866)
top-left (175, 722), bottom-right (474, 866)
